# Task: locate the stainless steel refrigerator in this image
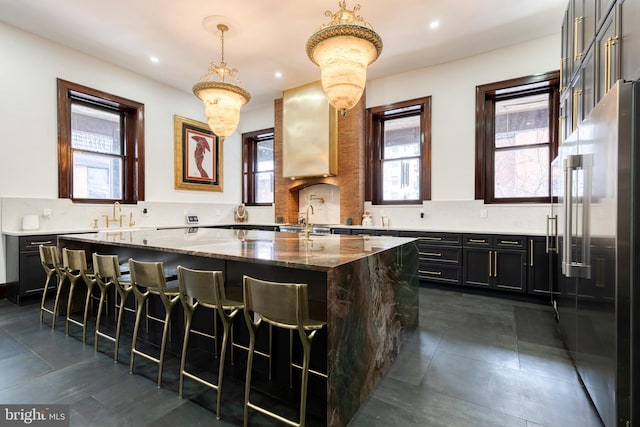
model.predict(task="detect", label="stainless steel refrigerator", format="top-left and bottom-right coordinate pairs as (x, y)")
top-left (551, 80), bottom-right (639, 427)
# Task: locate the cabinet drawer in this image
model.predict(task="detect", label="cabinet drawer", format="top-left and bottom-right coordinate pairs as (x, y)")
top-left (463, 234), bottom-right (492, 247)
top-left (418, 264), bottom-right (461, 284)
top-left (398, 231), bottom-right (461, 246)
top-left (494, 235), bottom-right (526, 250)
top-left (418, 246), bottom-right (462, 264)
top-left (20, 235), bottom-right (57, 252)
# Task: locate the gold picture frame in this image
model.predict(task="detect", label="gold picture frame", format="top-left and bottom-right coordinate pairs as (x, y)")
top-left (174, 115), bottom-right (223, 191)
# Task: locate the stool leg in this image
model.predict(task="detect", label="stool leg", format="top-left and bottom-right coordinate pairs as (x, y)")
top-left (216, 316), bottom-right (232, 420)
top-left (39, 272), bottom-right (52, 324)
top-left (94, 286), bottom-right (107, 352)
top-left (51, 275), bottom-right (65, 330)
top-left (157, 303), bottom-right (174, 388)
top-left (179, 309), bottom-right (193, 398)
top-left (243, 325), bottom-right (256, 427)
top-left (81, 283), bottom-right (93, 343)
top-left (130, 295), bottom-right (146, 374)
top-left (65, 278), bottom-right (77, 336)
top-left (114, 290), bottom-right (128, 363)
top-left (299, 335), bottom-right (312, 427)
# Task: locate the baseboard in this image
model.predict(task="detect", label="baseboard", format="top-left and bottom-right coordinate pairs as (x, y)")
top-left (0, 283), bottom-right (6, 300)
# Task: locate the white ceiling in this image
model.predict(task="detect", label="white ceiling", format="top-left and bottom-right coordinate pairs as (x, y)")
top-left (0, 0), bottom-right (566, 110)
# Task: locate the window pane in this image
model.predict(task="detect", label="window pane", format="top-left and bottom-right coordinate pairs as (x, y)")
top-left (384, 115), bottom-right (420, 160)
top-left (495, 94), bottom-right (549, 148)
top-left (256, 138), bottom-right (274, 172)
top-left (383, 158), bottom-right (420, 201)
top-left (71, 103), bottom-right (121, 154)
top-left (72, 151), bottom-right (122, 199)
top-left (494, 146), bottom-right (549, 198)
top-left (255, 171), bottom-right (274, 203)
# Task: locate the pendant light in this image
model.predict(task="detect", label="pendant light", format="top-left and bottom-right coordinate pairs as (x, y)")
top-left (193, 22), bottom-right (250, 137)
top-left (306, 1), bottom-right (383, 114)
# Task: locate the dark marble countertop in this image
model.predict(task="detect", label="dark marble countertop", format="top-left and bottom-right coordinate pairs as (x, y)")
top-left (58, 227), bottom-right (416, 272)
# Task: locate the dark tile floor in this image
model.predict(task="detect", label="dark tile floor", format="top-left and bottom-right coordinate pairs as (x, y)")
top-left (0, 287), bottom-right (603, 427)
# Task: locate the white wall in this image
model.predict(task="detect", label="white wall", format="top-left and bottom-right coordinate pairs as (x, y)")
top-left (0, 21), bottom-right (560, 284)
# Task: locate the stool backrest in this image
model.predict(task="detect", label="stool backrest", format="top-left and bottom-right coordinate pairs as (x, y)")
top-left (39, 245), bottom-right (59, 268)
top-left (128, 258), bottom-right (166, 291)
top-left (92, 253), bottom-right (121, 280)
top-left (242, 276), bottom-right (309, 327)
top-left (177, 266), bottom-right (225, 308)
top-left (62, 248), bottom-right (88, 273)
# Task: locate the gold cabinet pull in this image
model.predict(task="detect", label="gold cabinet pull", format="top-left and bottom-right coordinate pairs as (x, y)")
top-left (469, 239), bottom-right (486, 243)
top-left (493, 251), bottom-right (498, 277)
top-left (574, 16), bottom-right (584, 61)
top-left (573, 89), bottom-right (583, 129)
top-left (500, 240), bottom-right (520, 245)
top-left (29, 240), bottom-right (53, 246)
top-left (421, 237), bottom-right (442, 241)
top-left (530, 239), bottom-right (534, 267)
top-left (560, 57), bottom-right (566, 92)
top-left (605, 37), bottom-right (611, 93)
top-left (488, 252), bottom-right (492, 277)
top-left (421, 252), bottom-right (442, 257)
top-left (420, 270), bottom-right (442, 276)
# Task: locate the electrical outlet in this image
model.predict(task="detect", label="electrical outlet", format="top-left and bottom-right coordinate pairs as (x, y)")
top-left (420, 211), bottom-right (424, 219)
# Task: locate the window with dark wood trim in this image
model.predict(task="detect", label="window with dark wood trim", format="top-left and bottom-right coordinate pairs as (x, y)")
top-left (366, 97), bottom-right (431, 205)
top-left (242, 128), bottom-right (274, 205)
top-left (475, 71), bottom-right (560, 204)
top-left (57, 79), bottom-right (144, 203)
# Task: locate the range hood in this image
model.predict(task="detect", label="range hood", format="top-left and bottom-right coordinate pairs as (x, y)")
top-left (282, 81), bottom-right (338, 178)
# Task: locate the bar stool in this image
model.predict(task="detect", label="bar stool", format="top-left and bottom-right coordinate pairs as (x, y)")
top-left (176, 266), bottom-right (243, 419)
top-left (63, 248), bottom-right (96, 343)
top-left (242, 275), bottom-right (326, 427)
top-left (39, 245), bottom-right (64, 328)
top-left (128, 258), bottom-right (180, 387)
top-left (93, 253), bottom-right (133, 362)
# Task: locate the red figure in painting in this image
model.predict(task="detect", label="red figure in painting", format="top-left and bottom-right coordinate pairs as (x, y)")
top-left (192, 135), bottom-right (211, 178)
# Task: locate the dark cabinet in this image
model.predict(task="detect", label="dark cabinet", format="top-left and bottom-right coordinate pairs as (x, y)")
top-left (6, 234), bottom-right (58, 305)
top-left (595, 6), bottom-right (619, 101)
top-left (398, 231), bottom-right (462, 286)
top-left (463, 234), bottom-right (527, 293)
top-left (620, 0), bottom-right (640, 80)
top-left (528, 236), bottom-right (555, 295)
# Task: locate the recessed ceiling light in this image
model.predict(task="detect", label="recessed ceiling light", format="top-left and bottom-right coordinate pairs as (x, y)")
top-left (150, 56), bottom-right (159, 63)
top-left (429, 20), bottom-right (440, 30)
top-left (275, 71), bottom-right (283, 78)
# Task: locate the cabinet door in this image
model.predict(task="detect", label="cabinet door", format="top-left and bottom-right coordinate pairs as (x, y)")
top-left (20, 251), bottom-right (48, 295)
top-left (463, 248), bottom-right (491, 288)
top-left (620, 0), bottom-right (640, 80)
top-left (596, 0), bottom-right (617, 30)
top-left (560, 91), bottom-right (572, 143)
top-left (596, 7), bottom-right (619, 101)
top-left (528, 237), bottom-right (552, 295)
top-left (494, 250), bottom-right (527, 293)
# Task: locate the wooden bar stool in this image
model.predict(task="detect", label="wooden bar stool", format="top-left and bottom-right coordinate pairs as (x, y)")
top-left (62, 248), bottom-right (96, 342)
top-left (176, 266), bottom-right (243, 419)
top-left (39, 245), bottom-right (65, 328)
top-left (242, 275), bottom-right (326, 427)
top-left (128, 258), bottom-right (180, 388)
top-left (92, 253), bottom-right (133, 362)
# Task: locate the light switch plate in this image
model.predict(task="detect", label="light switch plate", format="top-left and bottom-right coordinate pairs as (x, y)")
top-left (185, 215), bottom-right (199, 225)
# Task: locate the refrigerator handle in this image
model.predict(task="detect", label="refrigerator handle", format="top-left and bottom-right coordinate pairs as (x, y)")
top-left (581, 154), bottom-right (592, 279)
top-left (562, 157), bottom-right (574, 277)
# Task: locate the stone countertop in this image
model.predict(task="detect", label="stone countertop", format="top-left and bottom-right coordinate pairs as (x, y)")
top-left (57, 227), bottom-right (416, 272)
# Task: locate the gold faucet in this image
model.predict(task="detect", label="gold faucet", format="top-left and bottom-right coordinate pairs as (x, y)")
top-left (304, 204), bottom-right (314, 238)
top-left (103, 201), bottom-right (124, 228)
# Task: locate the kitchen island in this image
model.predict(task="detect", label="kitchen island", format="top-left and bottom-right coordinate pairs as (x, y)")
top-left (58, 227), bottom-right (419, 427)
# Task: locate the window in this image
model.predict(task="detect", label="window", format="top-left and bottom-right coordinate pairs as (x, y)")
top-left (242, 128), bottom-right (274, 205)
top-left (366, 97), bottom-right (431, 204)
top-left (57, 79), bottom-right (144, 203)
top-left (475, 71), bottom-right (560, 203)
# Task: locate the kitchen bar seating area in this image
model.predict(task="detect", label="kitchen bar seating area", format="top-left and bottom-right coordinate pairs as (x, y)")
top-left (4, 227), bottom-right (418, 427)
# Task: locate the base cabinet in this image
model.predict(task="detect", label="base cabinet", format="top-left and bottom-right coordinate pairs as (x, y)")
top-left (6, 234), bottom-right (58, 305)
top-left (463, 234), bottom-right (527, 293)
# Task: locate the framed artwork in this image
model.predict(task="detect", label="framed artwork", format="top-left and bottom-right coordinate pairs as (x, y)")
top-left (174, 115), bottom-right (223, 191)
